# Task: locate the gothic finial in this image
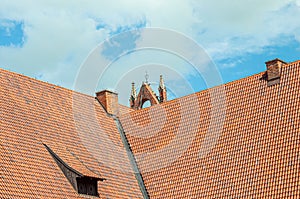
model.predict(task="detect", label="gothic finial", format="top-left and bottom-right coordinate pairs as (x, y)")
top-left (158, 75), bottom-right (167, 103)
top-left (131, 82), bottom-right (137, 99)
top-left (145, 71), bottom-right (149, 84)
top-left (159, 75), bottom-right (165, 89)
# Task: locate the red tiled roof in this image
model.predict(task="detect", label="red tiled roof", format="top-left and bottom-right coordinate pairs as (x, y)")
top-left (119, 60), bottom-right (300, 198)
top-left (119, 104), bottom-right (134, 115)
top-left (44, 142), bottom-right (103, 179)
top-left (0, 69), bottom-right (143, 198)
top-left (1, 59), bottom-right (300, 198)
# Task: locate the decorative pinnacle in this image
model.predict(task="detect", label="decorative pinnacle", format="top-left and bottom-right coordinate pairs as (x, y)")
top-left (159, 75), bottom-right (165, 89)
top-left (145, 71), bottom-right (149, 84)
top-left (131, 82), bottom-right (137, 99)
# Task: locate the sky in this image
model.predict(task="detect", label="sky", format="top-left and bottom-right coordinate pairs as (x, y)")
top-left (1, 0), bottom-right (300, 105)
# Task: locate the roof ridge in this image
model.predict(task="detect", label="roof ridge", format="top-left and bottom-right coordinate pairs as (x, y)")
top-left (2, 58), bottom-right (299, 111)
top-left (283, 59), bottom-right (300, 67)
top-left (119, 71), bottom-right (265, 115)
top-left (121, 58), bottom-right (300, 114)
top-left (0, 67), bottom-right (94, 99)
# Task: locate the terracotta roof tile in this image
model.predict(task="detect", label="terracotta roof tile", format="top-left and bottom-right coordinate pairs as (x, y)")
top-left (119, 104), bottom-right (134, 116)
top-left (0, 68), bottom-right (143, 198)
top-left (120, 60), bottom-right (300, 198)
top-left (44, 142), bottom-right (103, 179)
top-left (1, 59), bottom-right (300, 198)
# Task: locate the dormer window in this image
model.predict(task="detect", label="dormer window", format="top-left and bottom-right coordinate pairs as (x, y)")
top-left (77, 177), bottom-right (98, 196)
top-left (44, 144), bottom-right (105, 197)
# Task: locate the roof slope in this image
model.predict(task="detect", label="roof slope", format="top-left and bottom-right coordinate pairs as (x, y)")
top-left (0, 69), bottom-right (143, 198)
top-left (120, 60), bottom-right (300, 198)
top-left (119, 104), bottom-right (134, 115)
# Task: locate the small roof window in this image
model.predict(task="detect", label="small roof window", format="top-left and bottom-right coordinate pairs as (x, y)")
top-left (44, 144), bottom-right (105, 197)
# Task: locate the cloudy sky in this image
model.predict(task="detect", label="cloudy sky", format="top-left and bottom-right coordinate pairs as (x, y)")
top-left (1, 0), bottom-right (300, 105)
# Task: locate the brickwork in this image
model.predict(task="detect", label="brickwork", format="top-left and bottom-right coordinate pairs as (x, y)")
top-left (266, 58), bottom-right (287, 86)
top-left (159, 87), bottom-right (167, 102)
top-left (96, 90), bottom-right (119, 115)
top-left (132, 83), bottom-right (160, 110)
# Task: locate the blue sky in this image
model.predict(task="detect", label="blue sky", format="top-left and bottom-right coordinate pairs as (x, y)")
top-left (1, 0), bottom-right (300, 105)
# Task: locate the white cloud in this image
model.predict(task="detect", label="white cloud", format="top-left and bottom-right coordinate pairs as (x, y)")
top-left (0, 0), bottom-right (300, 104)
top-left (191, 0), bottom-right (300, 62)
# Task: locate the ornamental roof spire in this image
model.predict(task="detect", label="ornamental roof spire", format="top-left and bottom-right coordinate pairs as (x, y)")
top-left (131, 82), bottom-right (137, 99)
top-left (159, 75), bottom-right (165, 89)
top-left (145, 71), bottom-right (149, 84)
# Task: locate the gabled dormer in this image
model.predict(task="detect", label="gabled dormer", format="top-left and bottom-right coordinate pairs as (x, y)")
top-left (44, 144), bottom-right (105, 197)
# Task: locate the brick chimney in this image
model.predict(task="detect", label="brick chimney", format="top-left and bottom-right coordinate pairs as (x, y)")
top-left (96, 90), bottom-right (119, 115)
top-left (265, 58), bottom-right (287, 86)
